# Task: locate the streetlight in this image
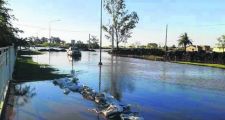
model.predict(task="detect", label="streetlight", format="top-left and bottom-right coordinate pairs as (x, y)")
top-left (48, 19), bottom-right (61, 65)
top-left (49, 19), bottom-right (61, 44)
top-left (99, 0), bottom-right (103, 65)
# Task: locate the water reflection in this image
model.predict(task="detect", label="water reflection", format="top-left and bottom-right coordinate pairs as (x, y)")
top-left (98, 65), bottom-right (102, 93)
top-left (67, 55), bottom-right (81, 77)
top-left (103, 55), bottom-right (135, 101)
top-left (67, 55), bottom-right (81, 62)
top-left (111, 56), bottom-right (122, 100)
top-left (97, 65), bottom-right (102, 120)
top-left (14, 85), bottom-right (36, 107)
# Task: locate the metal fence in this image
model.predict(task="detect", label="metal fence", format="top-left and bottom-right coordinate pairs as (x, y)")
top-left (0, 45), bottom-right (16, 113)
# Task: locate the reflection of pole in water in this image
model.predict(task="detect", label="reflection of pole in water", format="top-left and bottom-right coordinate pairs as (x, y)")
top-left (96, 62), bottom-right (102, 119)
top-left (71, 56), bottom-right (75, 76)
top-left (98, 65), bottom-right (102, 93)
top-left (68, 55), bottom-right (75, 76)
top-left (72, 56), bottom-right (74, 71)
top-left (110, 55), bottom-right (122, 100)
top-left (161, 62), bottom-right (167, 81)
top-left (88, 51), bottom-right (90, 63)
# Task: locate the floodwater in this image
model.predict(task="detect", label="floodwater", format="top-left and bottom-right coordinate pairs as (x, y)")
top-left (10, 51), bottom-right (225, 120)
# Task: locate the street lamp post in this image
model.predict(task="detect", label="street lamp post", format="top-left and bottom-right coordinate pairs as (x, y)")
top-left (99, 0), bottom-right (103, 65)
top-left (48, 19), bottom-right (61, 64)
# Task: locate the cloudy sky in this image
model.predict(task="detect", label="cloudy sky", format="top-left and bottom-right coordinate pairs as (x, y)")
top-left (8, 0), bottom-right (225, 47)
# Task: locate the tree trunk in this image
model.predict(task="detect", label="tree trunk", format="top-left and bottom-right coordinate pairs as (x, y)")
top-left (111, 27), bottom-right (114, 51)
top-left (115, 28), bottom-right (119, 50)
top-left (117, 41), bottom-right (119, 50)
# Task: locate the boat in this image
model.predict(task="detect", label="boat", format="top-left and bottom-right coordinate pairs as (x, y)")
top-left (67, 47), bottom-right (81, 57)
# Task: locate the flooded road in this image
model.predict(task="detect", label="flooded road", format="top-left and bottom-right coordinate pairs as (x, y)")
top-left (11, 51), bottom-right (225, 120)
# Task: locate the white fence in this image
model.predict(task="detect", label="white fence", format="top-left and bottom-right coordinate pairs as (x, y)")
top-left (0, 45), bottom-right (16, 113)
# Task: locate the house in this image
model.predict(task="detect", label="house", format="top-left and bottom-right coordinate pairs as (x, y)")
top-left (213, 47), bottom-right (224, 53)
top-left (186, 45), bottom-right (211, 52)
top-left (186, 45), bottom-right (202, 52)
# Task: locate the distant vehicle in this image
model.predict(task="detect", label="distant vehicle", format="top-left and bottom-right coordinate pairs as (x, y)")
top-left (67, 47), bottom-right (81, 57)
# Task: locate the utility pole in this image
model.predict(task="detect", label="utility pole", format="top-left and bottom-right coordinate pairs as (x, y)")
top-left (48, 19), bottom-right (61, 65)
top-left (164, 24), bottom-right (168, 61)
top-left (89, 34), bottom-right (91, 49)
top-left (99, 0), bottom-right (103, 65)
top-left (165, 24), bottom-right (168, 52)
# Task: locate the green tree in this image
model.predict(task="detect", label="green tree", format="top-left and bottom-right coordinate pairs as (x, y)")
top-left (217, 35), bottom-right (225, 53)
top-left (51, 37), bottom-right (62, 44)
top-left (17, 38), bottom-right (28, 50)
top-left (147, 43), bottom-right (158, 49)
top-left (178, 33), bottom-right (192, 51)
top-left (75, 40), bottom-right (88, 49)
top-left (103, 0), bottom-right (139, 50)
top-left (0, 0), bottom-right (21, 47)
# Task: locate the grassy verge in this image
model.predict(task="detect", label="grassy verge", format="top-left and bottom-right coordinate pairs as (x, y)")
top-left (142, 55), bottom-right (164, 61)
top-left (17, 50), bottom-right (43, 56)
top-left (174, 61), bottom-right (225, 69)
top-left (117, 54), bottom-right (164, 61)
top-left (13, 56), bottom-right (67, 82)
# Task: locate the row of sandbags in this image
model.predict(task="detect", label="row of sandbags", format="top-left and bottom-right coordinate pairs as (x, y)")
top-left (53, 77), bottom-right (144, 120)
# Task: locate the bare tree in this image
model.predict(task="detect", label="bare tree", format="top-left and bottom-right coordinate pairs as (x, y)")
top-left (103, 0), bottom-right (139, 50)
top-left (89, 35), bottom-right (99, 49)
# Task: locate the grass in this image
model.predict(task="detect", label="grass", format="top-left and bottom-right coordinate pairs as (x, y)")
top-left (13, 55), bottom-right (67, 82)
top-left (174, 61), bottom-right (225, 69)
top-left (142, 55), bottom-right (164, 61)
top-left (0, 101), bottom-right (3, 113)
top-left (118, 54), bottom-right (163, 61)
top-left (17, 50), bottom-right (43, 56)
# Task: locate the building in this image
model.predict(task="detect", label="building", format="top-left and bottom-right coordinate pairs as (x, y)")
top-left (186, 45), bottom-right (202, 52)
top-left (186, 45), bottom-right (211, 52)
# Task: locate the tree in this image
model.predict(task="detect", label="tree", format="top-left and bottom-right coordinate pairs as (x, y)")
top-left (171, 45), bottom-right (176, 48)
top-left (102, 25), bottom-right (114, 50)
top-left (217, 35), bottom-right (225, 53)
top-left (40, 37), bottom-right (48, 43)
top-left (178, 33), bottom-right (192, 51)
top-left (147, 43), bottom-right (158, 49)
top-left (51, 37), bottom-right (61, 44)
top-left (75, 40), bottom-right (88, 49)
top-left (103, 0), bottom-right (139, 50)
top-left (0, 0), bottom-right (21, 47)
top-left (16, 38), bottom-right (29, 50)
top-left (89, 35), bottom-right (99, 49)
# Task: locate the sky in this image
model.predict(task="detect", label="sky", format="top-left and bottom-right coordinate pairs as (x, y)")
top-left (7, 0), bottom-right (225, 47)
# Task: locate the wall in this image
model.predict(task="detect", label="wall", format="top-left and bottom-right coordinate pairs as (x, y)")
top-left (0, 45), bottom-right (16, 115)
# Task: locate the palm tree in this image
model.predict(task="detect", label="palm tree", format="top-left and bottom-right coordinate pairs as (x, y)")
top-left (178, 33), bottom-right (192, 51)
